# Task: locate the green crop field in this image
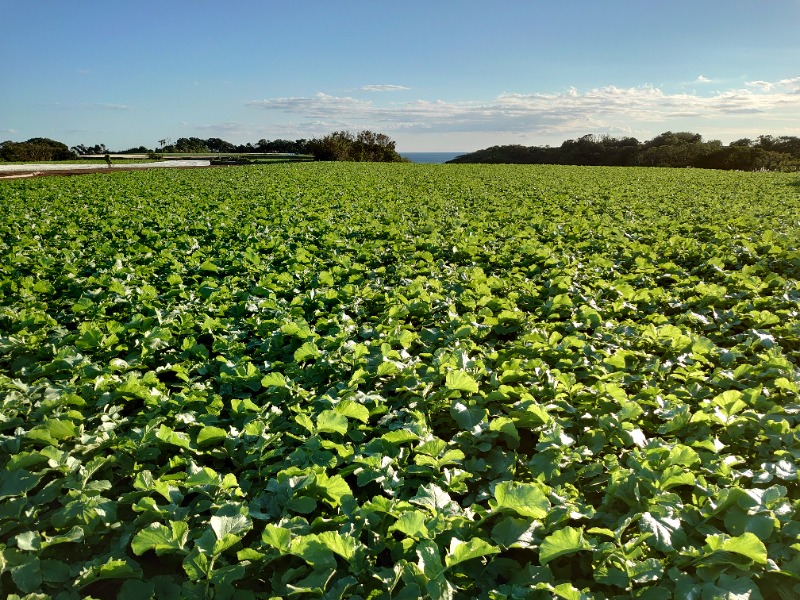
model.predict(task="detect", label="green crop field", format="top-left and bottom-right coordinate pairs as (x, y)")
top-left (1, 164), bottom-right (799, 599)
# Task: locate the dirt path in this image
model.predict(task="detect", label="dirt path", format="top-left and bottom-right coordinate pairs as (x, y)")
top-left (0, 160), bottom-right (211, 180)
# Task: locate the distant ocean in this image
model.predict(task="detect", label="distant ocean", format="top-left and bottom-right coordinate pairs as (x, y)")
top-left (400, 152), bottom-right (466, 164)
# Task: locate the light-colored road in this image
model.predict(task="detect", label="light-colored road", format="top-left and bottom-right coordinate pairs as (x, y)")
top-left (0, 160), bottom-right (210, 172)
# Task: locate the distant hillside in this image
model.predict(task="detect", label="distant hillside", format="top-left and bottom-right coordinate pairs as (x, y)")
top-left (447, 132), bottom-right (800, 171)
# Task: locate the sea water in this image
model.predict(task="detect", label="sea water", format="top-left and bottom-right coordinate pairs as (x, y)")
top-left (399, 152), bottom-right (466, 164)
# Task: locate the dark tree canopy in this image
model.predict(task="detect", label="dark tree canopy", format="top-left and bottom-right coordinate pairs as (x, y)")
top-left (448, 132), bottom-right (800, 171)
top-left (0, 138), bottom-right (76, 161)
top-left (305, 130), bottom-right (405, 162)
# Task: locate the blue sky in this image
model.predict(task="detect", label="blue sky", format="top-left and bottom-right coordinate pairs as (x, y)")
top-left (2, 1), bottom-right (799, 151)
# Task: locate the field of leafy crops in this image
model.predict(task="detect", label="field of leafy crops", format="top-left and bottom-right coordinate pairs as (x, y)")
top-left (1, 164), bottom-right (799, 599)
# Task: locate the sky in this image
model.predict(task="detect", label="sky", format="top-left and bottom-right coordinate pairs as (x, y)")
top-left (2, 1), bottom-right (800, 152)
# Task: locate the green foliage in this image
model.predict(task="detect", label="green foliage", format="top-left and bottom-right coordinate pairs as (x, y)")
top-left (449, 131), bottom-right (800, 171)
top-left (306, 130), bottom-right (405, 162)
top-left (0, 137), bottom-right (76, 161)
top-left (1, 163), bottom-right (800, 598)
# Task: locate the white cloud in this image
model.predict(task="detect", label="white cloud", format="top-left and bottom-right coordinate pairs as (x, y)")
top-left (746, 80), bottom-right (773, 92)
top-left (196, 122), bottom-right (249, 133)
top-left (359, 84), bottom-right (411, 92)
top-left (246, 78), bottom-right (800, 140)
top-left (246, 92), bottom-right (371, 116)
top-left (696, 75), bottom-right (712, 83)
top-left (777, 77), bottom-right (800, 93)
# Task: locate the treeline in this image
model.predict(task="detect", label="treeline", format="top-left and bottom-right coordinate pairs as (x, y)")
top-left (1, 130), bottom-right (405, 163)
top-left (155, 137), bottom-right (310, 155)
top-left (448, 132), bottom-right (800, 171)
top-left (0, 138), bottom-right (75, 162)
top-left (157, 131), bottom-right (404, 162)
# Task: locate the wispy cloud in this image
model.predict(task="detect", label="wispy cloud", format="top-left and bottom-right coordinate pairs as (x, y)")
top-left (40, 102), bottom-right (132, 111)
top-left (696, 75), bottom-right (712, 83)
top-left (777, 77), bottom-right (800, 93)
top-left (196, 122), bottom-right (249, 133)
top-left (246, 78), bottom-right (800, 139)
top-left (746, 80), bottom-right (773, 92)
top-left (359, 84), bottom-right (410, 92)
top-left (0, 128), bottom-right (19, 135)
top-left (246, 93), bottom-right (370, 115)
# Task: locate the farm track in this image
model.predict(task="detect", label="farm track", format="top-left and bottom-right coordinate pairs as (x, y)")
top-left (0, 159), bottom-right (211, 179)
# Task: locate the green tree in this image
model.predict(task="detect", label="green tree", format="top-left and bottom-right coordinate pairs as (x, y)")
top-left (0, 138), bottom-right (76, 161)
top-left (172, 137), bottom-right (210, 153)
top-left (306, 130), bottom-right (404, 162)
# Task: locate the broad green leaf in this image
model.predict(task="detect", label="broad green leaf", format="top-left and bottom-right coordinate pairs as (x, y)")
top-left (416, 540), bottom-right (445, 579)
top-left (212, 533), bottom-right (241, 556)
top-left (427, 575), bottom-right (456, 600)
top-left (290, 535), bottom-right (337, 568)
top-left (210, 563), bottom-right (246, 586)
top-left (210, 510), bottom-right (252, 541)
top-left (445, 371), bottom-right (479, 393)
top-left (0, 469), bottom-right (42, 499)
top-left (285, 566), bottom-right (336, 595)
top-left (703, 532), bottom-right (767, 565)
top-left (182, 549), bottom-right (210, 581)
top-left (262, 524), bottom-right (291, 551)
top-left (377, 361), bottom-right (399, 376)
top-left (156, 425), bottom-right (192, 450)
top-left (411, 483), bottom-right (458, 515)
top-left (196, 425), bottom-right (228, 447)
top-left (133, 470), bottom-right (176, 503)
top-left (261, 372), bottom-right (287, 387)
top-left (709, 573), bottom-right (765, 600)
top-left (539, 527), bottom-right (593, 565)
top-left (445, 537), bottom-right (500, 568)
top-left (237, 548), bottom-right (265, 561)
top-left (199, 260), bottom-right (219, 273)
top-left (185, 467), bottom-right (220, 487)
top-left (294, 341), bottom-right (320, 362)
top-left (76, 558), bottom-right (142, 588)
top-left (451, 401), bottom-right (488, 429)
top-left (665, 444), bottom-right (700, 468)
top-left (551, 582), bottom-right (594, 600)
top-left (383, 429), bottom-right (420, 444)
top-left (712, 390), bottom-right (747, 417)
top-left (16, 531), bottom-right (41, 552)
top-left (131, 521), bottom-right (189, 555)
top-left (287, 495), bottom-right (317, 514)
top-left (489, 416), bottom-right (520, 442)
top-left (630, 557), bottom-right (664, 584)
top-left (318, 530), bottom-right (358, 561)
top-left (27, 419), bottom-right (79, 445)
top-left (10, 557), bottom-right (42, 594)
top-left (39, 558), bottom-right (73, 584)
top-left (316, 472), bottom-right (352, 506)
top-left (317, 409), bottom-right (348, 435)
top-left (334, 400), bottom-right (370, 423)
top-left (640, 511), bottom-right (685, 552)
top-left (491, 517), bottom-right (537, 549)
top-left (6, 451), bottom-right (47, 471)
top-left (490, 481), bottom-right (550, 518)
top-left (389, 511), bottom-right (429, 539)
top-left (775, 377), bottom-right (798, 393)
top-left (723, 507), bottom-right (775, 540)
top-left (295, 412), bottom-right (315, 433)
